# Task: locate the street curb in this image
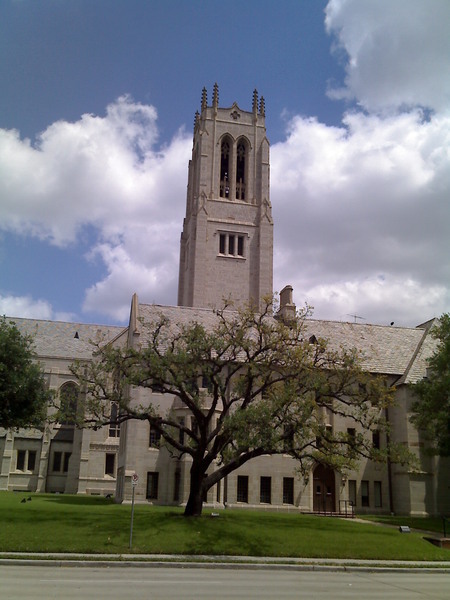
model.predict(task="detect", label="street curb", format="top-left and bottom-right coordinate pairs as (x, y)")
top-left (1, 558), bottom-right (449, 573)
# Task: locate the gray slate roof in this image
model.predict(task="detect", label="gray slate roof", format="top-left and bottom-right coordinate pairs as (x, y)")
top-left (5, 317), bottom-right (125, 361)
top-left (6, 306), bottom-right (437, 384)
top-left (137, 304), bottom-right (437, 382)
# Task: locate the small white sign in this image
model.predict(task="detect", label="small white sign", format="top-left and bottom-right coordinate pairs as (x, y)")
top-left (132, 473), bottom-right (139, 486)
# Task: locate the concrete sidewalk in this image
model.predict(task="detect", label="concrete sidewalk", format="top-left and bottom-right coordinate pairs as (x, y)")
top-left (0, 552), bottom-right (449, 573)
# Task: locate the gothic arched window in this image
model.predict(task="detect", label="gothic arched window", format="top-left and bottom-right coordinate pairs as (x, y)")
top-left (58, 382), bottom-right (79, 425)
top-left (220, 138), bottom-right (231, 198)
top-left (236, 140), bottom-right (247, 200)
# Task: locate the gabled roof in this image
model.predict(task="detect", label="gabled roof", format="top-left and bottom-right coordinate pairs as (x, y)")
top-left (7, 305), bottom-right (436, 384)
top-left (135, 303), bottom-right (435, 381)
top-left (5, 317), bottom-right (125, 361)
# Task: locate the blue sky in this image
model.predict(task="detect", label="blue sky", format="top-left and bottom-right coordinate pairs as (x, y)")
top-left (1, 0), bottom-right (449, 327)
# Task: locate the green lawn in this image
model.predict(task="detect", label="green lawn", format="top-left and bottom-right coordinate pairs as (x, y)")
top-left (0, 492), bottom-right (449, 561)
top-left (361, 515), bottom-right (448, 535)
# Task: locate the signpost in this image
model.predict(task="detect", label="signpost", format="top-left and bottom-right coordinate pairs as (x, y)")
top-left (129, 473), bottom-right (139, 550)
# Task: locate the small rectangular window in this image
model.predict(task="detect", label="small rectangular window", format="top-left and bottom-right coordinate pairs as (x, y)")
top-left (228, 234), bottom-right (235, 255)
top-left (105, 453), bottom-right (115, 477)
top-left (361, 480), bottom-right (369, 507)
top-left (17, 450), bottom-right (26, 471)
top-left (149, 425), bottom-right (161, 448)
top-left (219, 234), bottom-right (226, 254)
top-left (237, 475), bottom-right (249, 503)
top-left (27, 450), bottom-right (37, 472)
top-left (372, 430), bottom-right (380, 449)
top-left (63, 452), bottom-right (71, 473)
top-left (146, 471), bottom-right (159, 500)
top-left (374, 481), bottom-right (382, 508)
top-left (109, 402), bottom-right (120, 438)
top-left (348, 479), bottom-right (357, 506)
top-left (52, 451), bottom-right (62, 472)
top-left (237, 235), bottom-right (244, 257)
top-left (260, 476), bottom-right (271, 504)
top-left (283, 477), bottom-right (294, 504)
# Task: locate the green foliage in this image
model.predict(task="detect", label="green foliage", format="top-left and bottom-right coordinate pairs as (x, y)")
top-left (0, 317), bottom-right (50, 429)
top-left (411, 314), bottom-right (450, 456)
top-left (72, 299), bottom-right (408, 516)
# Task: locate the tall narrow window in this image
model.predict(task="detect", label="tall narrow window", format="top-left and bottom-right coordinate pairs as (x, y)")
top-left (52, 451), bottom-right (62, 472)
top-left (149, 424), bottom-right (161, 448)
top-left (16, 450), bottom-right (26, 471)
top-left (348, 479), bottom-right (357, 507)
top-left (374, 481), bottom-right (382, 508)
top-left (236, 141), bottom-right (246, 200)
top-left (237, 235), bottom-right (244, 257)
top-left (219, 234), bottom-right (226, 254)
top-left (63, 452), bottom-right (71, 473)
top-left (146, 472), bottom-right (159, 500)
top-left (105, 453), bottom-right (115, 476)
top-left (372, 430), bottom-right (380, 449)
top-left (27, 450), bottom-right (37, 472)
top-left (237, 475), bottom-right (249, 503)
top-left (220, 139), bottom-right (230, 198)
top-left (361, 480), bottom-right (369, 507)
top-left (109, 402), bottom-right (120, 437)
top-left (228, 234), bottom-right (235, 255)
top-left (260, 476), bottom-right (271, 504)
top-left (59, 382), bottom-right (79, 425)
top-left (283, 477), bottom-right (294, 504)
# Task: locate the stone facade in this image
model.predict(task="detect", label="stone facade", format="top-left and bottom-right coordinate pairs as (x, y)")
top-left (178, 85), bottom-right (273, 309)
top-left (1, 87), bottom-right (448, 515)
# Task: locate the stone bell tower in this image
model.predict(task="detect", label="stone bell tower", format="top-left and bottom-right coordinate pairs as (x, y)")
top-left (177, 84), bottom-right (273, 309)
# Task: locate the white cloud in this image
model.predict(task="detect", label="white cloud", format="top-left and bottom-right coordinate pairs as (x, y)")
top-left (0, 294), bottom-right (53, 320)
top-left (0, 96), bottom-right (191, 322)
top-left (1, 4), bottom-right (449, 326)
top-left (272, 108), bottom-right (450, 325)
top-left (325, 0), bottom-right (450, 114)
top-left (0, 95), bottom-right (190, 246)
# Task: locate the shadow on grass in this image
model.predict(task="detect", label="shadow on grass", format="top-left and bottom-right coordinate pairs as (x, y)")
top-left (42, 495), bottom-right (115, 506)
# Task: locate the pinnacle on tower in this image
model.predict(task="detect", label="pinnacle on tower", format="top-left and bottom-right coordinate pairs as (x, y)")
top-left (259, 96), bottom-right (265, 116)
top-left (201, 87), bottom-right (207, 111)
top-left (252, 89), bottom-right (259, 114)
top-left (194, 110), bottom-right (200, 129)
top-left (212, 82), bottom-right (219, 107)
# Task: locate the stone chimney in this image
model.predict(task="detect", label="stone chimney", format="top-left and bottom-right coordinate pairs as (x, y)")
top-left (277, 285), bottom-right (296, 321)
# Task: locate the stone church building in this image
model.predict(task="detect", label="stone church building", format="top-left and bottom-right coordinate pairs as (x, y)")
top-left (1, 87), bottom-right (449, 516)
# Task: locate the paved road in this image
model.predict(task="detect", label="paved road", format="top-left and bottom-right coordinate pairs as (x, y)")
top-left (1, 565), bottom-right (449, 599)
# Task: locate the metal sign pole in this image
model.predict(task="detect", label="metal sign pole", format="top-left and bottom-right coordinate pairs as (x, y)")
top-left (129, 473), bottom-right (138, 550)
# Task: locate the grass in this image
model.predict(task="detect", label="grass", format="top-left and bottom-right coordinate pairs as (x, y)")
top-left (360, 515), bottom-right (448, 535)
top-left (0, 492), bottom-right (449, 561)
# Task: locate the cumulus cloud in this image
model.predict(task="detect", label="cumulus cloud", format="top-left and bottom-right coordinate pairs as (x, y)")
top-left (0, 294), bottom-right (73, 321)
top-left (325, 0), bottom-right (450, 113)
top-left (0, 95), bottom-right (191, 321)
top-left (0, 95), bottom-right (190, 246)
top-left (1, 2), bottom-right (449, 326)
top-left (270, 0), bottom-right (450, 325)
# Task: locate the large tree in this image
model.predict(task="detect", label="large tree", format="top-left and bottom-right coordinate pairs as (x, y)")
top-left (411, 313), bottom-right (450, 456)
top-left (72, 300), bottom-right (409, 516)
top-left (0, 317), bottom-right (50, 429)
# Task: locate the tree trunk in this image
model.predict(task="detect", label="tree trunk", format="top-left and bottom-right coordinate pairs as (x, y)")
top-left (183, 463), bottom-right (205, 517)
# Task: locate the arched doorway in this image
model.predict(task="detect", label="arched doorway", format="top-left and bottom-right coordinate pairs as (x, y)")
top-left (313, 464), bottom-right (336, 513)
